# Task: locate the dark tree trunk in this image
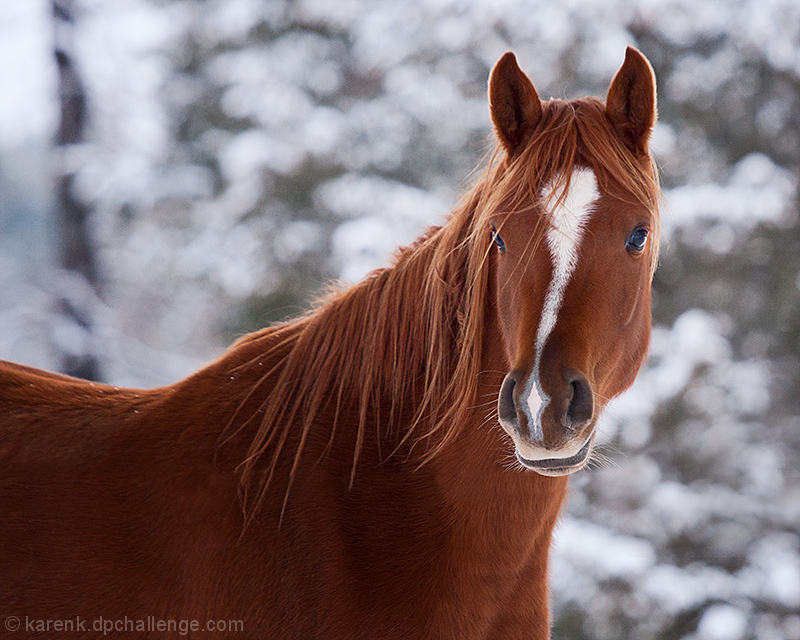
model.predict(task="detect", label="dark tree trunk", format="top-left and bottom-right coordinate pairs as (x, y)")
top-left (52, 0), bottom-right (102, 381)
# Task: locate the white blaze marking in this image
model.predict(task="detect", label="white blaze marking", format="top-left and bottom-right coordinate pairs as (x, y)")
top-left (524, 168), bottom-right (599, 439)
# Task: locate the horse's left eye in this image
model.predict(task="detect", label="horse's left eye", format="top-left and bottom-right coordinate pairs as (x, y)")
top-left (626, 227), bottom-right (649, 253)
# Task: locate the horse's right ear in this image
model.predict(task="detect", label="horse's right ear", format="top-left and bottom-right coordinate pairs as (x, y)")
top-left (489, 52), bottom-right (542, 157)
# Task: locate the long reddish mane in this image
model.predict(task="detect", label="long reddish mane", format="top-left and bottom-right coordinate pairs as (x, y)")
top-left (233, 95), bottom-right (660, 518)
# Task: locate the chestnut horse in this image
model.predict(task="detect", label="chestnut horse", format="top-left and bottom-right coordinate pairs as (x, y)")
top-left (0, 48), bottom-right (659, 639)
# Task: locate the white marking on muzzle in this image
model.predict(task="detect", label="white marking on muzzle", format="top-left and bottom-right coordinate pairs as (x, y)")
top-left (523, 168), bottom-right (599, 439)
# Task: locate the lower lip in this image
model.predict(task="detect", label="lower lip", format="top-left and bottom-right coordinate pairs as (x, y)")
top-left (515, 437), bottom-right (593, 475)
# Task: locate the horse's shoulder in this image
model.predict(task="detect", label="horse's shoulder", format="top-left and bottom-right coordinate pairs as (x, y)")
top-left (207, 323), bottom-right (301, 373)
top-left (0, 359), bottom-right (75, 383)
top-left (0, 359), bottom-right (162, 429)
top-left (0, 359), bottom-right (89, 403)
top-left (1, 359), bottom-right (115, 399)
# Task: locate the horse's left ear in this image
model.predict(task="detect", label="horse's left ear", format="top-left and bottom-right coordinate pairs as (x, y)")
top-left (606, 47), bottom-right (657, 156)
top-left (489, 52), bottom-right (543, 157)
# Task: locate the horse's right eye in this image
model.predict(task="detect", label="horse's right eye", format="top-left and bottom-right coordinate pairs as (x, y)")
top-left (491, 227), bottom-right (506, 253)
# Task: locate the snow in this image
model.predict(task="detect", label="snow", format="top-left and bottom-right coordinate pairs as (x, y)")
top-left (742, 534), bottom-right (800, 608)
top-left (316, 173), bottom-right (448, 224)
top-left (597, 309), bottom-right (733, 447)
top-left (219, 129), bottom-right (297, 180)
top-left (697, 604), bottom-right (749, 640)
top-left (319, 173), bottom-right (449, 280)
top-left (552, 517), bottom-right (656, 579)
top-left (337, 99), bottom-right (415, 172)
top-left (640, 563), bottom-right (741, 615)
top-left (0, 0), bottom-right (57, 147)
top-left (650, 123), bottom-right (677, 157)
top-left (665, 153), bottom-right (797, 235)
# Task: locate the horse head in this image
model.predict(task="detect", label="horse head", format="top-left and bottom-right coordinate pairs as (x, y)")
top-left (487, 48), bottom-right (659, 476)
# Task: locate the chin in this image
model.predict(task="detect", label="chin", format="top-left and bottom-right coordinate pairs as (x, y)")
top-left (514, 434), bottom-right (594, 476)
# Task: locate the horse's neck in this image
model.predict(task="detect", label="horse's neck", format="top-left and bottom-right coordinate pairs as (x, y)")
top-left (201, 228), bottom-right (569, 506)
top-left (429, 333), bottom-right (569, 561)
top-left (189, 275), bottom-right (567, 593)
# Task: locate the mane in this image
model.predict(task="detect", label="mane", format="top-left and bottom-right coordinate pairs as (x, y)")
top-left (232, 96), bottom-right (661, 519)
top-left (492, 97), bottom-right (661, 275)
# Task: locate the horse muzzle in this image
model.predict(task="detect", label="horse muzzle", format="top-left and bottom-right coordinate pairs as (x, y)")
top-left (497, 369), bottom-right (596, 475)
top-left (514, 434), bottom-right (594, 476)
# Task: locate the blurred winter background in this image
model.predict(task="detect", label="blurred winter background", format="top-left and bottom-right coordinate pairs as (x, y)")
top-left (1, 0), bottom-right (799, 637)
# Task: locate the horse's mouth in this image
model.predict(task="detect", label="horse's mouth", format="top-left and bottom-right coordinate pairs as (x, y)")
top-left (515, 436), bottom-right (593, 476)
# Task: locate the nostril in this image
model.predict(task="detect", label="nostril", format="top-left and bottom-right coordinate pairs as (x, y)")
top-left (565, 373), bottom-right (593, 428)
top-left (498, 373), bottom-right (517, 424)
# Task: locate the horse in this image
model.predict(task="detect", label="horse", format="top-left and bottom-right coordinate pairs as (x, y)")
top-left (0, 47), bottom-right (659, 639)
